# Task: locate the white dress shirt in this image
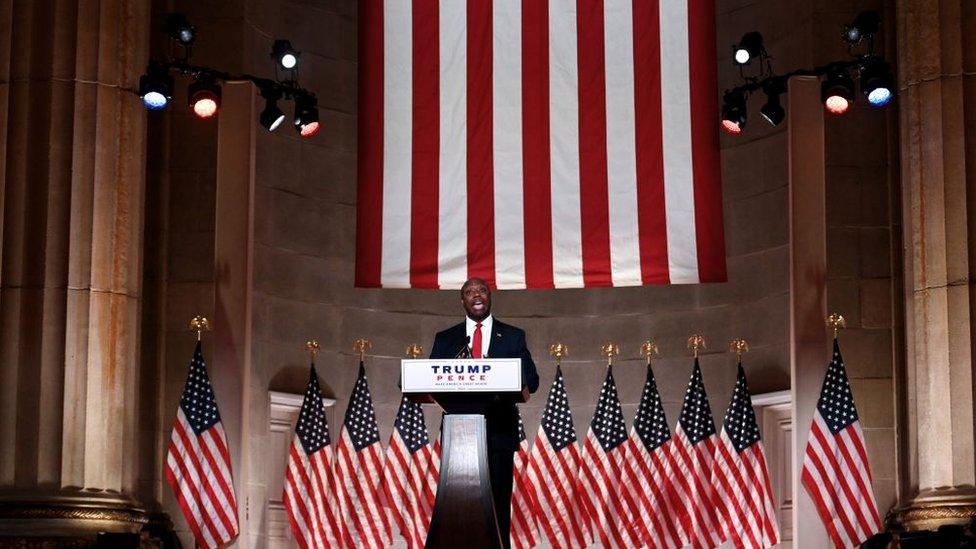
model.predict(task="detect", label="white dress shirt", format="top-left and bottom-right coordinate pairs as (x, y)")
top-left (465, 314), bottom-right (493, 358)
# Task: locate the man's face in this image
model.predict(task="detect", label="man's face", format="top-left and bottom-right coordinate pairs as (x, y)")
top-left (461, 278), bottom-right (491, 321)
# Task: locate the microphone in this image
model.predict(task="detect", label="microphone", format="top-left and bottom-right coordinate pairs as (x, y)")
top-left (454, 336), bottom-right (471, 359)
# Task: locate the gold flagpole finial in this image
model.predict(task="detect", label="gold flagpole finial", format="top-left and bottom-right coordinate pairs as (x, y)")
top-left (728, 338), bottom-right (749, 361)
top-left (600, 342), bottom-right (619, 366)
top-left (406, 344), bottom-right (423, 358)
top-left (687, 335), bottom-right (706, 358)
top-left (549, 343), bottom-right (568, 367)
top-left (353, 338), bottom-right (372, 362)
top-left (640, 340), bottom-right (659, 365)
top-left (827, 313), bottom-right (846, 338)
top-left (189, 316), bottom-right (211, 341)
top-left (305, 339), bottom-right (321, 361)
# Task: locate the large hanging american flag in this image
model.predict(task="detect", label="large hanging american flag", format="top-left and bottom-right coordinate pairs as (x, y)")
top-left (669, 358), bottom-right (725, 548)
top-left (801, 339), bottom-right (881, 548)
top-left (524, 366), bottom-right (591, 547)
top-left (283, 364), bottom-right (346, 548)
top-left (710, 362), bottom-right (780, 548)
top-left (164, 342), bottom-right (239, 549)
top-left (335, 362), bottom-right (393, 548)
top-left (510, 413), bottom-right (539, 549)
top-left (627, 364), bottom-right (684, 549)
top-left (577, 365), bottom-right (644, 547)
top-left (381, 396), bottom-right (439, 549)
top-left (357, 0), bottom-right (726, 289)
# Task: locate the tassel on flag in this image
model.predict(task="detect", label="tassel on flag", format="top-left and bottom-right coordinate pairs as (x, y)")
top-left (801, 338), bottom-right (881, 547)
top-left (710, 360), bottom-right (780, 548)
top-left (381, 396), bottom-right (439, 549)
top-left (164, 341), bottom-right (240, 549)
top-left (510, 413), bottom-right (539, 549)
top-left (283, 363), bottom-right (346, 548)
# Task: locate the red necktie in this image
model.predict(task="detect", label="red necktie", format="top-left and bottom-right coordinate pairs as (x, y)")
top-left (472, 322), bottom-right (483, 358)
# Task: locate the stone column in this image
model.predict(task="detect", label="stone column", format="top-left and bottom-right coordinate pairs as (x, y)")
top-left (893, 0), bottom-right (976, 531)
top-left (0, 0), bottom-right (152, 539)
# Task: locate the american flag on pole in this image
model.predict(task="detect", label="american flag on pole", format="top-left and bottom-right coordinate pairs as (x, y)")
top-left (801, 339), bottom-right (881, 548)
top-left (626, 363), bottom-right (684, 549)
top-left (577, 365), bottom-right (645, 548)
top-left (510, 413), bottom-right (539, 549)
top-left (669, 358), bottom-right (725, 548)
top-left (335, 361), bottom-right (393, 548)
top-left (710, 362), bottom-right (780, 548)
top-left (381, 396), bottom-right (439, 549)
top-left (357, 0), bottom-right (726, 289)
top-left (283, 364), bottom-right (346, 548)
top-left (164, 342), bottom-right (239, 549)
top-left (524, 366), bottom-right (591, 548)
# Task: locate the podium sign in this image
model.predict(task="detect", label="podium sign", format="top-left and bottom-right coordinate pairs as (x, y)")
top-left (401, 358), bottom-right (521, 393)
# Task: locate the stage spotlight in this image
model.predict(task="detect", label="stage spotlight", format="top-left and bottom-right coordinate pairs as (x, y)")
top-left (860, 60), bottom-right (894, 107)
top-left (294, 94), bottom-right (320, 137)
top-left (165, 13), bottom-right (195, 45)
top-left (760, 81), bottom-right (786, 126)
top-left (272, 40), bottom-right (299, 70)
top-left (720, 91), bottom-right (747, 135)
top-left (733, 32), bottom-right (764, 65)
top-left (843, 11), bottom-right (881, 46)
top-left (821, 68), bottom-right (855, 115)
top-left (259, 89), bottom-right (286, 132)
top-left (188, 77), bottom-right (221, 119)
top-left (139, 64), bottom-right (174, 111)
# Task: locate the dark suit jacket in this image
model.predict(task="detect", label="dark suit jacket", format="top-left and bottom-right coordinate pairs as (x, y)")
top-left (429, 319), bottom-right (540, 452)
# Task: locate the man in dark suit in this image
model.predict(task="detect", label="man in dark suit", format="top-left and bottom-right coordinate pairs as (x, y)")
top-left (429, 277), bottom-right (540, 547)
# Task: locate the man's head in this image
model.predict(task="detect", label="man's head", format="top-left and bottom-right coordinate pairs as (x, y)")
top-left (461, 277), bottom-right (491, 321)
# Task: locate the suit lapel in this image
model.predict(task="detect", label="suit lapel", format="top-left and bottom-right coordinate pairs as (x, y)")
top-left (487, 320), bottom-right (505, 358)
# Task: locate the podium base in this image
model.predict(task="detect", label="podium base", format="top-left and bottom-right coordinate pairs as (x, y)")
top-left (425, 414), bottom-right (504, 549)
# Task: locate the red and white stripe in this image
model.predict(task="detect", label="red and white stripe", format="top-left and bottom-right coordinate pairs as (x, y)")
top-left (710, 431), bottom-right (780, 548)
top-left (668, 426), bottom-right (726, 548)
top-left (801, 415), bottom-right (882, 548)
top-left (283, 439), bottom-right (346, 547)
top-left (577, 433), bottom-right (646, 548)
top-left (381, 432), bottom-right (440, 548)
top-left (510, 434), bottom-right (539, 549)
top-left (523, 431), bottom-right (591, 548)
top-left (626, 437), bottom-right (685, 549)
top-left (335, 428), bottom-right (394, 548)
top-left (357, 0), bottom-right (725, 289)
top-left (164, 409), bottom-right (239, 549)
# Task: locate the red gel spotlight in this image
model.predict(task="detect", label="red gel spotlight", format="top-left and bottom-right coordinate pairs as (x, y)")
top-left (192, 98), bottom-right (218, 118)
top-left (188, 77), bottom-right (221, 120)
top-left (721, 119), bottom-right (742, 135)
top-left (299, 120), bottom-right (320, 137)
top-left (824, 95), bottom-right (850, 115)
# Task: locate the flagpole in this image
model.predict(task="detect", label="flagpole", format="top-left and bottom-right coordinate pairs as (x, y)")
top-left (305, 339), bottom-right (320, 362)
top-left (639, 339), bottom-right (659, 366)
top-left (406, 343), bottom-right (423, 359)
top-left (189, 315), bottom-right (210, 341)
top-left (600, 342), bottom-right (619, 367)
top-left (687, 334), bottom-right (706, 358)
top-left (728, 338), bottom-right (749, 362)
top-left (826, 313), bottom-right (846, 339)
top-left (354, 338), bottom-right (372, 363)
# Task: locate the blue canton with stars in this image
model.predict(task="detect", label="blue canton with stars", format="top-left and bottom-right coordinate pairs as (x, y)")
top-left (540, 366), bottom-right (578, 451)
top-left (678, 359), bottom-right (717, 444)
top-left (296, 364), bottom-right (331, 455)
top-left (179, 342), bottom-right (222, 436)
top-left (817, 339), bottom-right (860, 434)
top-left (633, 365), bottom-right (672, 451)
top-left (343, 362), bottom-right (381, 451)
top-left (394, 396), bottom-right (430, 454)
top-left (590, 366), bottom-right (628, 452)
top-left (517, 414), bottom-right (527, 443)
top-left (723, 363), bottom-right (761, 453)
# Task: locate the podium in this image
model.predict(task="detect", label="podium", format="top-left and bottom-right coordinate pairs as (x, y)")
top-left (401, 358), bottom-right (529, 549)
